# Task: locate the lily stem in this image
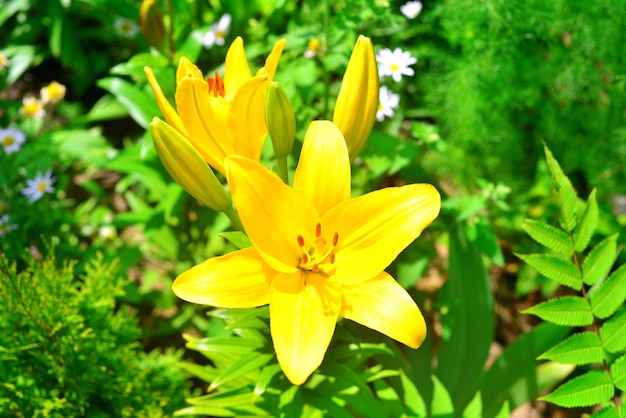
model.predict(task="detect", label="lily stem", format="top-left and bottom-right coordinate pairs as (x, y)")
top-left (223, 206), bottom-right (245, 232)
top-left (276, 155), bottom-right (290, 185)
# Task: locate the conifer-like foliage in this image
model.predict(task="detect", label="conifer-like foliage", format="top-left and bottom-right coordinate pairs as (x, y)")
top-left (518, 144), bottom-right (626, 416)
top-left (0, 250), bottom-right (192, 417)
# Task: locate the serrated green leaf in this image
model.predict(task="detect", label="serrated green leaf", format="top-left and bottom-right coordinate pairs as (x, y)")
top-left (574, 189), bottom-right (598, 252)
top-left (462, 391), bottom-right (482, 418)
top-left (539, 369), bottom-right (614, 407)
top-left (516, 253), bottom-right (581, 290)
top-left (610, 354), bottom-right (626, 391)
top-left (521, 219), bottom-right (574, 256)
top-left (590, 405), bottom-right (620, 418)
top-left (543, 143), bottom-right (578, 232)
top-left (493, 401), bottom-right (510, 418)
top-left (538, 331), bottom-right (604, 365)
top-left (583, 234), bottom-right (619, 286)
top-left (522, 296), bottom-right (593, 326)
top-left (600, 307), bottom-right (626, 353)
top-left (431, 375), bottom-right (454, 417)
top-left (590, 264), bottom-right (626, 319)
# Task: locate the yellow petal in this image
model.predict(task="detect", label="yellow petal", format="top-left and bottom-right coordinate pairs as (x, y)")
top-left (226, 156), bottom-right (319, 273)
top-left (340, 271), bottom-right (426, 348)
top-left (228, 75), bottom-right (269, 161)
top-left (224, 37), bottom-right (252, 101)
top-left (176, 76), bottom-right (234, 174)
top-left (172, 247), bottom-right (272, 308)
top-left (176, 56), bottom-right (203, 83)
top-left (270, 271), bottom-right (341, 385)
top-left (293, 121), bottom-right (350, 216)
top-left (144, 66), bottom-right (188, 135)
top-left (324, 184), bottom-right (441, 281)
top-left (150, 117), bottom-right (231, 211)
top-left (256, 38), bottom-right (287, 80)
top-left (332, 35), bottom-right (379, 161)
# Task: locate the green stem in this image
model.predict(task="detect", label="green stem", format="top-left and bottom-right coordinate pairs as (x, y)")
top-left (276, 155), bottom-right (289, 185)
top-left (223, 205), bottom-right (244, 232)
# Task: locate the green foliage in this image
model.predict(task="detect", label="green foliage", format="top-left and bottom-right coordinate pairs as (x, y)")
top-left (0, 249), bottom-right (192, 417)
top-left (519, 143), bottom-right (625, 413)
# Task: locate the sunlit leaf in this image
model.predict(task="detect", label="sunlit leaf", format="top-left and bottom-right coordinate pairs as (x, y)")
top-left (582, 234), bottom-right (619, 286)
top-left (209, 351), bottom-right (273, 391)
top-left (522, 296), bottom-right (593, 326)
top-left (589, 263), bottom-right (626, 319)
top-left (431, 375), bottom-right (454, 418)
top-left (543, 143), bottom-right (578, 232)
top-left (600, 307), bottom-right (626, 353)
top-left (493, 401), bottom-right (510, 418)
top-left (539, 370), bottom-right (613, 407)
top-left (522, 219), bottom-right (574, 256)
top-left (400, 370), bottom-right (427, 417)
top-left (461, 391), bottom-right (482, 418)
top-left (516, 253), bottom-right (581, 290)
top-left (610, 354), bottom-right (626, 392)
top-left (574, 189), bottom-right (598, 252)
top-left (589, 405), bottom-right (620, 418)
top-left (538, 331), bottom-right (604, 365)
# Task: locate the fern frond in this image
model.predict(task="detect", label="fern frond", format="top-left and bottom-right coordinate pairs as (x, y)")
top-left (522, 296), bottom-right (593, 326)
top-left (538, 332), bottom-right (604, 365)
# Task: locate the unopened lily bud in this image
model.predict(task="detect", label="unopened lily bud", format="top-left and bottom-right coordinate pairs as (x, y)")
top-left (265, 81), bottom-right (296, 158)
top-left (140, 0), bottom-right (166, 50)
top-left (150, 117), bottom-right (231, 212)
top-left (332, 35), bottom-right (379, 162)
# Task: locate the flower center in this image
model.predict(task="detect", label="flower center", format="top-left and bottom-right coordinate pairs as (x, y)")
top-left (296, 222), bottom-right (339, 275)
top-left (390, 64), bottom-right (400, 71)
top-left (2, 136), bottom-right (15, 146)
top-left (37, 182), bottom-right (47, 192)
top-left (206, 71), bottom-right (225, 98)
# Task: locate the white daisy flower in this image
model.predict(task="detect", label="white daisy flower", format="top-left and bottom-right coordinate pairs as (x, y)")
top-left (0, 127), bottom-right (26, 154)
top-left (21, 170), bottom-right (56, 203)
top-left (376, 86), bottom-right (400, 121)
top-left (376, 48), bottom-right (418, 82)
top-left (401, 1), bottom-right (423, 19)
top-left (0, 214), bottom-right (17, 236)
top-left (115, 17), bottom-right (140, 38)
top-left (203, 14), bottom-right (232, 48)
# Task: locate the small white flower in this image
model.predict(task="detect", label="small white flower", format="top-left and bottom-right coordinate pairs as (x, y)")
top-left (21, 170), bottom-right (56, 203)
top-left (376, 48), bottom-right (418, 82)
top-left (0, 214), bottom-right (17, 236)
top-left (401, 1), bottom-right (423, 19)
top-left (376, 86), bottom-right (400, 121)
top-left (99, 225), bottom-right (117, 241)
top-left (203, 14), bottom-right (231, 48)
top-left (0, 127), bottom-right (26, 154)
top-left (304, 39), bottom-right (323, 59)
top-left (115, 17), bottom-right (139, 38)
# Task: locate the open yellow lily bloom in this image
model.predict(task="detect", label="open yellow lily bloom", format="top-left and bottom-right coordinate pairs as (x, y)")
top-left (144, 36), bottom-right (286, 175)
top-left (173, 120), bottom-right (441, 385)
top-left (333, 35), bottom-right (379, 161)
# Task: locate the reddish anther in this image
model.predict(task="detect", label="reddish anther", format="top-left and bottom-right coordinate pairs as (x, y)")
top-left (332, 233), bottom-right (339, 246)
top-left (297, 235), bottom-right (305, 247)
top-left (316, 223), bottom-right (322, 238)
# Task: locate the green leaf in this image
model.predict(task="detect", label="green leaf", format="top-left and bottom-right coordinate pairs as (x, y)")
top-left (590, 264), bottom-right (626, 319)
top-left (583, 234), bottom-right (619, 285)
top-left (252, 363), bottom-right (282, 403)
top-left (516, 253), bottom-right (581, 290)
top-left (220, 231), bottom-right (252, 249)
top-left (431, 375), bottom-right (454, 418)
top-left (543, 143), bottom-right (578, 232)
top-left (522, 296), bottom-right (593, 326)
top-left (185, 336), bottom-right (264, 355)
top-left (400, 370), bottom-right (427, 417)
top-left (521, 219), bottom-right (574, 256)
top-left (538, 331), bottom-right (604, 365)
top-left (574, 189), bottom-right (599, 252)
top-left (590, 405), bottom-right (620, 418)
top-left (600, 307), bottom-right (626, 353)
top-left (462, 391), bottom-right (482, 418)
top-left (97, 77), bottom-right (161, 129)
top-left (209, 351), bottom-right (273, 390)
top-left (540, 369), bottom-right (614, 407)
top-left (610, 353), bottom-right (626, 391)
top-left (492, 401), bottom-right (510, 418)
top-left (437, 225), bottom-right (494, 411)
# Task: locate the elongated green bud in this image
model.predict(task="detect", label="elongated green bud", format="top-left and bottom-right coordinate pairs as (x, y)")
top-left (140, 0), bottom-right (166, 50)
top-left (332, 35), bottom-right (379, 162)
top-left (150, 117), bottom-right (231, 212)
top-left (265, 81), bottom-right (296, 158)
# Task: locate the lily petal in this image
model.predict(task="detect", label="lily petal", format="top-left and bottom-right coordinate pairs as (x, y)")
top-left (226, 156), bottom-right (319, 273)
top-left (228, 75), bottom-right (270, 161)
top-left (176, 56), bottom-right (203, 83)
top-left (224, 37), bottom-right (252, 101)
top-left (176, 76), bottom-right (234, 174)
top-left (325, 183), bottom-right (441, 280)
top-left (257, 38), bottom-right (287, 79)
top-left (340, 271), bottom-right (426, 348)
top-left (144, 66), bottom-right (188, 135)
top-left (293, 121), bottom-right (351, 216)
top-left (270, 271), bottom-right (341, 385)
top-left (172, 247), bottom-right (272, 308)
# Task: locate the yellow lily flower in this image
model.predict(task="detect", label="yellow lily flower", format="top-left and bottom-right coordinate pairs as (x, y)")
top-left (333, 35), bottom-right (379, 161)
top-left (144, 36), bottom-right (286, 175)
top-left (172, 120), bottom-right (441, 385)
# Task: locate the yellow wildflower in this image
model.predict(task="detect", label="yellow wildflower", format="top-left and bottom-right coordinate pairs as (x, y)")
top-left (173, 120), bottom-right (441, 385)
top-left (20, 96), bottom-right (45, 118)
top-left (144, 37), bottom-right (286, 175)
top-left (40, 81), bottom-right (66, 104)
